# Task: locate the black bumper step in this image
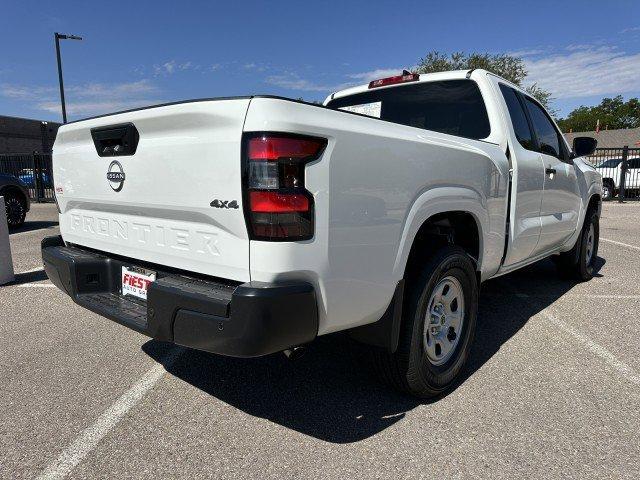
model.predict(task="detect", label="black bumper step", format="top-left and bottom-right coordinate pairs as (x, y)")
top-left (79, 292), bottom-right (148, 331)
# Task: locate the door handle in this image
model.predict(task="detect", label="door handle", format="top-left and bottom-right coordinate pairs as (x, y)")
top-left (546, 168), bottom-right (557, 175)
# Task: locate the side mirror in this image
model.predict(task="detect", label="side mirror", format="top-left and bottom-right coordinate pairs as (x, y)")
top-left (572, 136), bottom-right (597, 158)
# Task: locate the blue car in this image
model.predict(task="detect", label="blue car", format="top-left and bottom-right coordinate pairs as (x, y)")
top-left (17, 169), bottom-right (52, 188)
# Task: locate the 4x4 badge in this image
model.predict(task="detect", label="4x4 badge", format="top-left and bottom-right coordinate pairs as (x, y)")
top-left (210, 199), bottom-right (239, 209)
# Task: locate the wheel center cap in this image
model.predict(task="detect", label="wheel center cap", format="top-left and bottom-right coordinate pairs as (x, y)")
top-left (430, 304), bottom-right (449, 335)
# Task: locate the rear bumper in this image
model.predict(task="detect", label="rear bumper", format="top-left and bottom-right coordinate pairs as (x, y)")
top-left (41, 236), bottom-right (318, 357)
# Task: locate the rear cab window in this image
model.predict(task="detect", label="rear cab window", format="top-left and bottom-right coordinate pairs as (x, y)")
top-left (326, 80), bottom-right (491, 141)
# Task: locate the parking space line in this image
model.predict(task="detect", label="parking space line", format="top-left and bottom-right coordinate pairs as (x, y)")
top-left (601, 237), bottom-right (640, 251)
top-left (36, 347), bottom-right (183, 480)
top-left (561, 294), bottom-right (640, 299)
top-left (489, 293), bottom-right (640, 299)
top-left (516, 293), bottom-right (640, 387)
top-left (19, 283), bottom-right (55, 288)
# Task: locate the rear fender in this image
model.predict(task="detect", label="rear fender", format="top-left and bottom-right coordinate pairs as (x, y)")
top-left (393, 186), bottom-right (490, 280)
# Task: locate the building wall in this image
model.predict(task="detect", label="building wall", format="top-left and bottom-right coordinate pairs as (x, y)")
top-left (564, 127), bottom-right (640, 150)
top-left (0, 115), bottom-right (61, 154)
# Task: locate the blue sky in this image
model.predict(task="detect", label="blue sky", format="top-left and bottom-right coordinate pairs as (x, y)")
top-left (1, 0), bottom-right (639, 122)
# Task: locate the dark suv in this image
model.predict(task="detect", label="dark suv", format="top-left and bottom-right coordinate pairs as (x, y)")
top-left (0, 174), bottom-right (30, 228)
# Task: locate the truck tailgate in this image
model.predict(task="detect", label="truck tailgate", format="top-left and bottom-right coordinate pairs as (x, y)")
top-left (53, 99), bottom-right (251, 282)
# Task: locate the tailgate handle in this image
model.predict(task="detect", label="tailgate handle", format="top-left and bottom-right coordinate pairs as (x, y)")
top-left (91, 123), bottom-right (139, 157)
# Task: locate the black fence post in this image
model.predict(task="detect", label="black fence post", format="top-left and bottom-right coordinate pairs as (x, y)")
top-left (33, 151), bottom-right (43, 203)
top-left (40, 121), bottom-right (50, 154)
top-left (619, 145), bottom-right (629, 203)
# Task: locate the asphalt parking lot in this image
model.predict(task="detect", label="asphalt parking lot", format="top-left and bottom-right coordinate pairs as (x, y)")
top-left (1, 202), bottom-right (639, 479)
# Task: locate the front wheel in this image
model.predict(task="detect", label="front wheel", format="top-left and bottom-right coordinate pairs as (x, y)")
top-left (373, 246), bottom-right (478, 398)
top-left (601, 183), bottom-right (613, 201)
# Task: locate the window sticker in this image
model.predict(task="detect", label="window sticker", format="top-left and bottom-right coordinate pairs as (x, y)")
top-left (339, 101), bottom-right (382, 118)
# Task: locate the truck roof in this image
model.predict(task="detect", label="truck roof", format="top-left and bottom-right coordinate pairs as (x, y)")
top-left (324, 68), bottom-right (517, 105)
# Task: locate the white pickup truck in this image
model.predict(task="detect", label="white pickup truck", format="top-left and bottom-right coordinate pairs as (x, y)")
top-left (595, 156), bottom-right (640, 200)
top-left (42, 69), bottom-right (602, 398)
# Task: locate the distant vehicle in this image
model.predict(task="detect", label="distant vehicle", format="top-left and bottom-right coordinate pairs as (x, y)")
top-left (0, 174), bottom-right (30, 227)
top-left (43, 69), bottom-right (602, 398)
top-left (595, 157), bottom-right (640, 199)
top-left (17, 168), bottom-right (52, 189)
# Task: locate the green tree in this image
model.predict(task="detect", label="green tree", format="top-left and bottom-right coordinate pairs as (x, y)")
top-left (415, 51), bottom-right (554, 112)
top-left (556, 96), bottom-right (640, 132)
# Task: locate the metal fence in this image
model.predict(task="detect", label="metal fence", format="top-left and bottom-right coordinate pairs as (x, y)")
top-left (1, 146), bottom-right (639, 203)
top-left (586, 146), bottom-right (640, 201)
top-left (0, 152), bottom-right (55, 202)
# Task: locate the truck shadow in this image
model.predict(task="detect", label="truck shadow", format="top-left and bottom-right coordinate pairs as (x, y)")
top-left (10, 269), bottom-right (48, 285)
top-left (9, 220), bottom-right (58, 235)
top-left (142, 256), bottom-right (605, 444)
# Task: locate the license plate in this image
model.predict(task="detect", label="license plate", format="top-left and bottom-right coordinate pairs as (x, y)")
top-left (121, 266), bottom-right (156, 301)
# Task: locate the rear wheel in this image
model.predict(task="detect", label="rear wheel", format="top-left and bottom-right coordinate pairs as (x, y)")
top-left (554, 209), bottom-right (599, 281)
top-left (373, 246), bottom-right (478, 398)
top-left (2, 192), bottom-right (27, 228)
top-left (601, 183), bottom-right (613, 200)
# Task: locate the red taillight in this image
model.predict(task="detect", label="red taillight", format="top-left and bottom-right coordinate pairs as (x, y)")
top-left (249, 191), bottom-right (309, 213)
top-left (368, 72), bottom-right (419, 89)
top-left (243, 133), bottom-right (327, 241)
top-left (248, 136), bottom-right (325, 161)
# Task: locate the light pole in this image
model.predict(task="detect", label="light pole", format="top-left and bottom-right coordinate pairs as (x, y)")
top-left (54, 32), bottom-right (82, 123)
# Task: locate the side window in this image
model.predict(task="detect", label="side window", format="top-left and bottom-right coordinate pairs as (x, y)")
top-left (524, 97), bottom-right (564, 160)
top-left (499, 84), bottom-right (535, 150)
top-left (628, 158), bottom-right (640, 169)
top-left (599, 159), bottom-right (621, 168)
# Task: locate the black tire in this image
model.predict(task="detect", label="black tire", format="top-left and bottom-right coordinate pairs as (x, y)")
top-left (373, 246), bottom-right (478, 398)
top-left (554, 209), bottom-right (599, 281)
top-left (601, 183), bottom-right (613, 201)
top-left (3, 192), bottom-right (27, 228)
